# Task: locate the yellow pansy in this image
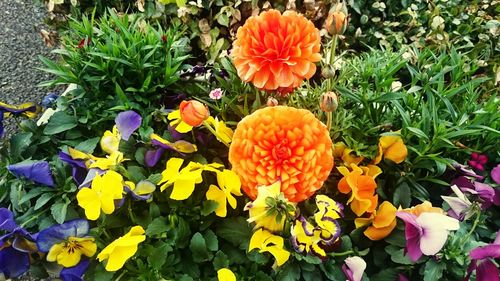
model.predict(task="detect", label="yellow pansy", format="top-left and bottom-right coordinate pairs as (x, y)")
top-left (158, 158), bottom-right (224, 200)
top-left (244, 182), bottom-right (295, 233)
top-left (47, 237), bottom-right (97, 267)
top-left (100, 126), bottom-right (121, 154)
top-left (67, 147), bottom-right (96, 168)
top-left (373, 131), bottom-right (408, 164)
top-left (206, 169), bottom-right (242, 217)
top-left (97, 226), bottom-right (146, 271)
top-left (205, 116), bottom-right (233, 146)
top-left (341, 148), bottom-right (365, 166)
top-left (89, 151), bottom-right (125, 170)
top-left (76, 170), bottom-right (124, 220)
top-left (168, 109), bottom-right (193, 133)
top-left (217, 268), bottom-right (236, 281)
top-left (248, 228), bottom-right (290, 267)
top-left (150, 133), bottom-right (197, 153)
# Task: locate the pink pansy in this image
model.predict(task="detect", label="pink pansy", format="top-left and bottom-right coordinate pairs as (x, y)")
top-left (342, 256), bottom-right (366, 281)
top-left (209, 88), bottom-right (223, 100)
top-left (396, 212), bottom-right (459, 262)
top-left (491, 164), bottom-right (500, 185)
top-left (465, 230), bottom-right (500, 281)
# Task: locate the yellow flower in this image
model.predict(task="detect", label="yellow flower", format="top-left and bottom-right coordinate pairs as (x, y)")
top-left (67, 147), bottom-right (96, 168)
top-left (373, 131), bottom-right (408, 164)
top-left (248, 228), bottom-right (290, 267)
top-left (150, 133), bottom-right (197, 153)
top-left (342, 148), bottom-right (364, 166)
top-left (100, 126), bottom-right (121, 154)
top-left (205, 116), bottom-right (233, 146)
top-left (217, 268), bottom-right (236, 281)
top-left (168, 109), bottom-right (193, 133)
top-left (76, 170), bottom-right (124, 220)
top-left (158, 158), bottom-right (224, 200)
top-left (89, 151), bottom-right (125, 170)
top-left (355, 201), bottom-right (397, 241)
top-left (206, 169), bottom-right (242, 217)
top-left (47, 237), bottom-right (97, 267)
top-left (244, 182), bottom-right (295, 233)
top-left (97, 226), bottom-right (146, 271)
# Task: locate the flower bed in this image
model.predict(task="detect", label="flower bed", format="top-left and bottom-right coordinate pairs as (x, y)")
top-left (1, 2), bottom-right (499, 281)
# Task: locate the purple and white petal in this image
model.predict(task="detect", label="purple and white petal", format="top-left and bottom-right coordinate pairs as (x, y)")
top-left (343, 256), bottom-right (366, 281)
top-left (115, 111), bottom-right (142, 141)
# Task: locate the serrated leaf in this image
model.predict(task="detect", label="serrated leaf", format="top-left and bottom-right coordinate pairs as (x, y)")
top-left (216, 217), bottom-right (252, 247)
top-left (204, 229), bottom-right (219, 252)
top-left (423, 259), bottom-right (445, 281)
top-left (75, 137), bottom-right (100, 153)
top-left (9, 132), bottom-right (33, 160)
top-left (148, 243), bottom-right (173, 270)
top-left (201, 200), bottom-right (219, 216)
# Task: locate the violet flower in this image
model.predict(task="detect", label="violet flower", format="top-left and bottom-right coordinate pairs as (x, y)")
top-left (124, 180), bottom-right (156, 201)
top-left (342, 256), bottom-right (366, 281)
top-left (60, 258), bottom-right (90, 281)
top-left (465, 231), bottom-right (500, 281)
top-left (7, 160), bottom-right (55, 187)
top-left (0, 102), bottom-right (40, 137)
top-left (115, 111), bottom-right (142, 141)
top-left (396, 211), bottom-right (459, 262)
top-left (468, 152), bottom-right (488, 171)
top-left (441, 185), bottom-right (473, 221)
top-left (41, 92), bottom-right (60, 107)
top-left (59, 151), bottom-right (87, 186)
top-left (0, 208), bottom-right (37, 279)
top-left (491, 164), bottom-right (500, 185)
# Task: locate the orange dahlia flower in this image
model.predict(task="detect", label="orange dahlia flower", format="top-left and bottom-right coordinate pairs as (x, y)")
top-left (229, 106), bottom-right (333, 202)
top-left (232, 9), bottom-right (321, 92)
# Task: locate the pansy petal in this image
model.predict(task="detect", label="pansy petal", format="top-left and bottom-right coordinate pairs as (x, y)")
top-left (476, 259), bottom-right (500, 281)
top-left (0, 246), bottom-right (30, 278)
top-left (343, 256), bottom-right (366, 281)
top-left (115, 111), bottom-right (142, 141)
top-left (103, 245), bottom-right (138, 271)
top-left (77, 188), bottom-right (101, 221)
top-left (170, 179), bottom-right (196, 200)
top-left (8, 161), bottom-right (55, 187)
top-left (217, 268), bottom-right (236, 281)
top-left (145, 148), bottom-right (165, 168)
top-left (36, 219), bottom-right (90, 252)
top-left (60, 259), bottom-right (90, 281)
top-left (206, 185), bottom-right (228, 217)
top-left (0, 208), bottom-right (18, 231)
top-left (470, 244), bottom-right (500, 260)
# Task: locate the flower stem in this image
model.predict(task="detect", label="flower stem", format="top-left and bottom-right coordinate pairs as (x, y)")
top-left (329, 35), bottom-right (338, 67)
top-left (332, 250), bottom-right (354, 257)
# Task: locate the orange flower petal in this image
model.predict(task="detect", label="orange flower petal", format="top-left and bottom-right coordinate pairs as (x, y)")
top-left (232, 10), bottom-right (320, 92)
top-left (364, 219), bottom-right (397, 241)
top-left (372, 201), bottom-right (397, 228)
top-left (229, 106), bottom-right (333, 202)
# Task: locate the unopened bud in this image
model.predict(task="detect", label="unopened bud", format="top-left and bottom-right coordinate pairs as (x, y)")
top-left (320, 92), bottom-right (338, 112)
top-left (321, 66), bottom-right (335, 79)
top-left (325, 11), bottom-right (348, 35)
top-left (267, 97), bottom-right (279, 107)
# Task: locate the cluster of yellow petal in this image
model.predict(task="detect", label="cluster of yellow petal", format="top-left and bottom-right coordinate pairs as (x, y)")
top-left (248, 228), bottom-right (290, 267)
top-left (97, 226), bottom-right (146, 272)
top-left (355, 201), bottom-right (397, 240)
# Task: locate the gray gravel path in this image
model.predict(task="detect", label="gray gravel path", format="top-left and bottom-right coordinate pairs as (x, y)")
top-left (0, 0), bottom-right (56, 136)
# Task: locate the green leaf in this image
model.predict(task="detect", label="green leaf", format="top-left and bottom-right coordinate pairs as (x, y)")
top-left (189, 232), bottom-right (210, 262)
top-left (277, 263), bottom-right (301, 281)
top-left (385, 245), bottom-right (413, 265)
top-left (34, 193), bottom-right (53, 210)
top-left (371, 268), bottom-right (399, 281)
top-left (423, 259), bottom-right (445, 281)
top-left (213, 250), bottom-right (229, 270)
top-left (148, 242), bottom-right (173, 270)
top-left (51, 202), bottom-right (68, 224)
top-left (201, 200), bottom-right (219, 216)
top-left (216, 217), bottom-right (252, 247)
top-left (302, 269), bottom-right (322, 281)
top-left (9, 132), bottom-right (33, 160)
top-left (146, 217), bottom-right (168, 236)
top-left (406, 127), bottom-right (429, 141)
top-left (127, 166), bottom-right (146, 182)
top-left (393, 182), bottom-right (411, 208)
top-left (43, 112), bottom-right (78, 135)
top-left (75, 137), bottom-right (100, 153)
top-left (204, 229), bottom-right (219, 252)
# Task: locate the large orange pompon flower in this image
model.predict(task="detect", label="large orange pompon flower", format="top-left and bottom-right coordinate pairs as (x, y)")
top-left (229, 106), bottom-right (333, 202)
top-left (232, 9), bottom-right (321, 92)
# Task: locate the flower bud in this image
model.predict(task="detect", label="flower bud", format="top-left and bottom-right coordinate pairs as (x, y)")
top-left (325, 1), bottom-right (348, 35)
top-left (267, 97), bottom-right (279, 107)
top-left (321, 66), bottom-right (336, 79)
top-left (320, 92), bottom-right (338, 112)
top-left (179, 100), bottom-right (210, 127)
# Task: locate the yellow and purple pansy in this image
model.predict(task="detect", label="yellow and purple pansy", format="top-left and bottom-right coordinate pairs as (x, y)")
top-left (0, 102), bottom-right (41, 137)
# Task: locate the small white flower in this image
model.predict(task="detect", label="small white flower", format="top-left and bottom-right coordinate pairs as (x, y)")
top-left (209, 88), bottom-right (223, 100)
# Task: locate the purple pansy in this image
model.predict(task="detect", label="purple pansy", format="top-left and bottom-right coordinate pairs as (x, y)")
top-left (0, 208), bottom-right (37, 279)
top-left (124, 180), bottom-right (156, 201)
top-left (491, 164), bottom-right (500, 185)
top-left (60, 259), bottom-right (90, 281)
top-left (36, 219), bottom-right (90, 253)
top-left (450, 163), bottom-right (499, 209)
top-left (396, 211), bottom-right (459, 262)
top-left (41, 92), bottom-right (60, 107)
top-left (145, 148), bottom-right (165, 167)
top-left (342, 256), bottom-right (366, 281)
top-left (59, 151), bottom-right (87, 186)
top-left (115, 111), bottom-right (142, 141)
top-left (465, 231), bottom-right (500, 281)
top-left (441, 185), bottom-right (473, 221)
top-left (7, 161), bottom-right (55, 187)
